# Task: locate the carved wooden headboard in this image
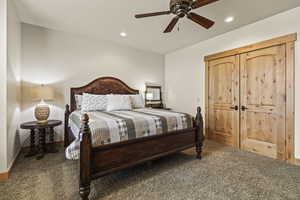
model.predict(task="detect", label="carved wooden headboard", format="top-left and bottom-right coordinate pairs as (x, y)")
top-left (70, 77), bottom-right (139, 112)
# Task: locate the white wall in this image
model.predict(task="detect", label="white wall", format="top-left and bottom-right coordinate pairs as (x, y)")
top-left (0, 0), bottom-right (21, 174)
top-left (165, 7), bottom-right (300, 158)
top-left (0, 0), bottom-right (8, 173)
top-left (7, 0), bottom-right (21, 170)
top-left (21, 24), bottom-right (165, 144)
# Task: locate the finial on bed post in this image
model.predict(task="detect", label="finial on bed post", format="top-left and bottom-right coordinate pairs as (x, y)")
top-left (79, 113), bottom-right (92, 200)
top-left (195, 106), bottom-right (204, 159)
top-left (64, 104), bottom-right (71, 147)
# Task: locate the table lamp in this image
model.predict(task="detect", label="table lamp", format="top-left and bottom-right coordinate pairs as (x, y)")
top-left (32, 84), bottom-right (54, 123)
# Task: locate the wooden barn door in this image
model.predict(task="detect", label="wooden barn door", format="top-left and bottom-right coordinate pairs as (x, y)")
top-left (240, 45), bottom-right (286, 160)
top-left (207, 56), bottom-right (240, 147)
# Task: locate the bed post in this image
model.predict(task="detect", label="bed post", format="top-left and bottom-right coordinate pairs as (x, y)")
top-left (64, 104), bottom-right (71, 147)
top-left (195, 106), bottom-right (205, 159)
top-left (79, 114), bottom-right (92, 200)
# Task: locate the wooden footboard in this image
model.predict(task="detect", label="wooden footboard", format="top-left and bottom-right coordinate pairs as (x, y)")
top-left (76, 107), bottom-right (204, 200)
top-left (91, 128), bottom-right (196, 178)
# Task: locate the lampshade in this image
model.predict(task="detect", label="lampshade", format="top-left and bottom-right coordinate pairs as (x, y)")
top-left (146, 93), bottom-right (154, 100)
top-left (32, 85), bottom-right (54, 101)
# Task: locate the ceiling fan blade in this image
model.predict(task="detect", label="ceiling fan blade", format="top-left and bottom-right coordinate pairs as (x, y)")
top-left (191, 0), bottom-right (219, 9)
top-left (187, 12), bottom-right (214, 29)
top-left (163, 17), bottom-right (179, 33)
top-left (135, 11), bottom-right (171, 18)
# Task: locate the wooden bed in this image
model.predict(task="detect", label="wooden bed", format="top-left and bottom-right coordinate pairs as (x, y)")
top-left (64, 77), bottom-right (204, 200)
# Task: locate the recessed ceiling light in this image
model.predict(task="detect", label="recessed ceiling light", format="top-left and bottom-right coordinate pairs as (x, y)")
top-left (120, 32), bottom-right (127, 37)
top-left (225, 16), bottom-right (234, 23)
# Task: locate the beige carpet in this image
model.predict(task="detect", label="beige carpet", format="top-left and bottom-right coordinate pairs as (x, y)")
top-left (1, 140), bottom-right (300, 200)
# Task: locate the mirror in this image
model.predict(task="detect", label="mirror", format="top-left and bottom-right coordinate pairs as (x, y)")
top-left (145, 85), bottom-right (163, 108)
top-left (147, 87), bottom-right (160, 101)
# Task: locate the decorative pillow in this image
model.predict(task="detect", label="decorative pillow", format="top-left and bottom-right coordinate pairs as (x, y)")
top-left (75, 94), bottom-right (83, 110)
top-left (106, 95), bottom-right (132, 111)
top-left (130, 95), bottom-right (145, 108)
top-left (81, 93), bottom-right (107, 112)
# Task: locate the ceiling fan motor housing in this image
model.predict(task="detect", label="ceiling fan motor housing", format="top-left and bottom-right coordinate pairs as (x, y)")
top-left (170, 0), bottom-right (192, 17)
top-left (135, 0), bottom-right (217, 33)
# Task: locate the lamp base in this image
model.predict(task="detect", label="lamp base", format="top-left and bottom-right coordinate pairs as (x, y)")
top-left (35, 100), bottom-right (50, 123)
top-left (37, 120), bottom-right (48, 124)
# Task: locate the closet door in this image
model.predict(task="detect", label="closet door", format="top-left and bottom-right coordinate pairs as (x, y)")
top-left (208, 56), bottom-right (240, 147)
top-left (240, 45), bottom-right (286, 160)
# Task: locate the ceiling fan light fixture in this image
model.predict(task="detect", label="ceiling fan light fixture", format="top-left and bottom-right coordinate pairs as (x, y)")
top-left (225, 16), bottom-right (234, 23)
top-left (120, 32), bottom-right (127, 37)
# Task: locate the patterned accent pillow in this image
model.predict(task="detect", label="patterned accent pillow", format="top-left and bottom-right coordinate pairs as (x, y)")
top-left (75, 94), bottom-right (83, 110)
top-left (81, 93), bottom-right (107, 112)
top-left (130, 95), bottom-right (145, 108)
top-left (106, 95), bottom-right (132, 111)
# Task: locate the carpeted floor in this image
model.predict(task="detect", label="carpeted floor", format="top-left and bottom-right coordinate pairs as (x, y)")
top-left (1, 140), bottom-right (300, 200)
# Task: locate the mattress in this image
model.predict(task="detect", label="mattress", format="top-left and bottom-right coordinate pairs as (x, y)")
top-left (66, 108), bottom-right (193, 160)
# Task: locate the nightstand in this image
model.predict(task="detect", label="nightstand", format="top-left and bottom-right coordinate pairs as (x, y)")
top-left (20, 120), bottom-right (62, 160)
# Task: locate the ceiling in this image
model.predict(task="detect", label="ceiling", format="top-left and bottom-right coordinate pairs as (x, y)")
top-left (15, 0), bottom-right (300, 54)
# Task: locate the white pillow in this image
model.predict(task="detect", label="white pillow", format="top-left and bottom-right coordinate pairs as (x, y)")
top-left (75, 94), bottom-right (83, 110)
top-left (130, 95), bottom-right (145, 108)
top-left (106, 95), bottom-right (132, 111)
top-left (81, 93), bottom-right (107, 112)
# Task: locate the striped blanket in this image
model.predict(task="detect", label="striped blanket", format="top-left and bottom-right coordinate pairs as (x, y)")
top-left (66, 108), bottom-right (193, 160)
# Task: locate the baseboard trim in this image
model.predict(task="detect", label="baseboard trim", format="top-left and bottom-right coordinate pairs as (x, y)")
top-left (294, 158), bottom-right (300, 166)
top-left (1, 140), bottom-right (64, 181)
top-left (0, 172), bottom-right (9, 181)
top-left (0, 147), bottom-right (22, 181)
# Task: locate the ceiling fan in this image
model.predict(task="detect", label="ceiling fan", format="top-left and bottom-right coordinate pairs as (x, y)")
top-left (135, 0), bottom-right (219, 33)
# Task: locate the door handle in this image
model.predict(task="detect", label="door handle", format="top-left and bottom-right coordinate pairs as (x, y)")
top-left (241, 106), bottom-right (248, 111)
top-left (230, 105), bottom-right (239, 111)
